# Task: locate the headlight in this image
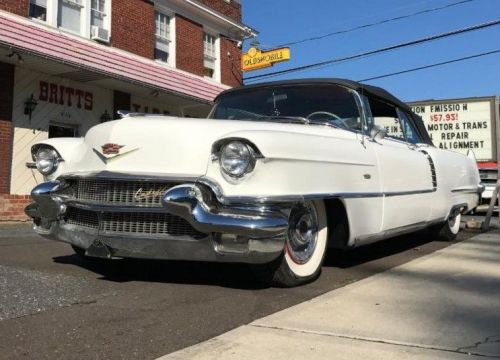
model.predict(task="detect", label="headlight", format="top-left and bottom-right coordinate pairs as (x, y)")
top-left (220, 141), bottom-right (253, 178)
top-left (34, 147), bottom-right (60, 175)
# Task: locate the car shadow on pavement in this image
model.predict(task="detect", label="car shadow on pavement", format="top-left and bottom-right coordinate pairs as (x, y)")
top-left (52, 227), bottom-right (478, 289)
top-left (53, 254), bottom-right (267, 290)
top-left (323, 228), bottom-right (473, 268)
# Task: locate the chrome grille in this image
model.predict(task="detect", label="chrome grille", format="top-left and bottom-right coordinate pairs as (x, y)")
top-left (101, 212), bottom-right (205, 238)
top-left (65, 207), bottom-right (99, 229)
top-left (64, 207), bottom-right (206, 239)
top-left (63, 178), bottom-right (180, 207)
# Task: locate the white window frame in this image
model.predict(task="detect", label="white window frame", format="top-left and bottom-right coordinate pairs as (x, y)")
top-left (203, 28), bottom-right (220, 82)
top-left (154, 6), bottom-right (176, 68)
top-left (90, 0), bottom-right (107, 28)
top-left (35, 0), bottom-right (111, 41)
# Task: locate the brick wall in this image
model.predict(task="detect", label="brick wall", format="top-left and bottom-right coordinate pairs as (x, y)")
top-left (111, 0), bottom-right (155, 59)
top-left (0, 62), bottom-right (14, 195)
top-left (199, 0), bottom-right (241, 22)
top-left (0, 195), bottom-right (30, 221)
top-left (220, 37), bottom-right (242, 87)
top-left (0, 0), bottom-right (29, 17)
top-left (176, 15), bottom-right (204, 77)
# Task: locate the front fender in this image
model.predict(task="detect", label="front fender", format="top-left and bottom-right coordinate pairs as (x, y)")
top-left (32, 138), bottom-right (86, 180)
top-left (205, 129), bottom-right (378, 201)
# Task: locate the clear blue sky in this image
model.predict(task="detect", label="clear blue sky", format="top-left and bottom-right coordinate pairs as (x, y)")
top-left (242, 0), bottom-right (500, 102)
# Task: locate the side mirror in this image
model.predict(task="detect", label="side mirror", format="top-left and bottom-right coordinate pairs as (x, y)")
top-left (370, 125), bottom-right (387, 142)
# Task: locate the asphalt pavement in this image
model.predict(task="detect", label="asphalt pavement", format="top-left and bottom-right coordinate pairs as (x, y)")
top-left (0, 219), bottom-right (490, 359)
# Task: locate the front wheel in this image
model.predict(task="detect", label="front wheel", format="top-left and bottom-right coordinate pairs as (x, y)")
top-left (253, 200), bottom-right (328, 287)
top-left (429, 212), bottom-right (461, 241)
top-left (71, 244), bottom-right (86, 257)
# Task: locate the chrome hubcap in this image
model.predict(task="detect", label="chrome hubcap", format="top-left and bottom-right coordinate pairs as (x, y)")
top-left (287, 203), bottom-right (318, 264)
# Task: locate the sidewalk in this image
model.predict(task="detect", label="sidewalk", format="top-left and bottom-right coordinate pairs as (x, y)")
top-left (159, 229), bottom-right (500, 359)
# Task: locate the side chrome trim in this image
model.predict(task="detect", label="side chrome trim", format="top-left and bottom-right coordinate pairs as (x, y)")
top-left (452, 185), bottom-right (485, 194)
top-left (198, 177), bottom-right (436, 204)
top-left (419, 150), bottom-right (437, 190)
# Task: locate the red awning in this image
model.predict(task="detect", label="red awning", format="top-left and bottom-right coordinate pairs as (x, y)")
top-left (0, 11), bottom-right (228, 103)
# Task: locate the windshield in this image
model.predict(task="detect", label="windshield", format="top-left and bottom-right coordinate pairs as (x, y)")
top-left (209, 84), bottom-right (362, 131)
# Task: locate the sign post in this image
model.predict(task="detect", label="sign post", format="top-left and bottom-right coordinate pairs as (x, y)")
top-left (482, 95), bottom-right (500, 230)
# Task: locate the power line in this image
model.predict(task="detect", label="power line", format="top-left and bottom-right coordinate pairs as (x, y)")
top-left (244, 18), bottom-right (500, 83)
top-left (358, 49), bottom-right (500, 82)
top-left (273, 0), bottom-right (477, 48)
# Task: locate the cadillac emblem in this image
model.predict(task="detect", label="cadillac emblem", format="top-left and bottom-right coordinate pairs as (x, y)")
top-left (101, 143), bottom-right (124, 155)
top-left (93, 143), bottom-right (139, 163)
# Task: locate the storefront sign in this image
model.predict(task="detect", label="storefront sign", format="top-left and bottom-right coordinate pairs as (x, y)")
top-left (38, 81), bottom-right (93, 110)
top-left (411, 100), bottom-right (493, 160)
top-left (242, 47), bottom-right (290, 72)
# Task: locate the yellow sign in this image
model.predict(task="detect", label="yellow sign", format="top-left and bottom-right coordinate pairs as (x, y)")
top-left (242, 47), bottom-right (290, 72)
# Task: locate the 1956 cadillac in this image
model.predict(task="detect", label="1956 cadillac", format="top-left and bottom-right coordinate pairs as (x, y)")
top-left (25, 79), bottom-right (482, 287)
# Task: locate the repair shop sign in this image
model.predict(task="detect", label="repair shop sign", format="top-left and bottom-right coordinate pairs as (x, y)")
top-left (411, 100), bottom-right (494, 161)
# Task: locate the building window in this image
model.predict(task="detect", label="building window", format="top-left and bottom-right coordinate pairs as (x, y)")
top-left (58, 0), bottom-right (84, 34)
top-left (49, 123), bottom-right (79, 138)
top-left (29, 0), bottom-right (47, 21)
top-left (91, 0), bottom-right (106, 28)
top-left (155, 11), bottom-right (171, 64)
top-left (203, 32), bottom-right (217, 79)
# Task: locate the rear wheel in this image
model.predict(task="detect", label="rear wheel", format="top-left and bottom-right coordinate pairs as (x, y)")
top-left (253, 200), bottom-right (328, 287)
top-left (429, 212), bottom-right (461, 241)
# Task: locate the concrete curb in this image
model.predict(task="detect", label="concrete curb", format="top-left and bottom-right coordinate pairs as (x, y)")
top-left (158, 229), bottom-right (500, 359)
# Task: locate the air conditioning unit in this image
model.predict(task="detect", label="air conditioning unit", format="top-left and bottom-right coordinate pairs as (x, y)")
top-left (91, 25), bottom-right (110, 43)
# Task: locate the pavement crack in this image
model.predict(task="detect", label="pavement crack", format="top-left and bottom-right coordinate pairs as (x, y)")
top-left (250, 324), bottom-right (500, 358)
top-left (70, 299), bottom-right (97, 306)
top-left (456, 335), bottom-right (500, 354)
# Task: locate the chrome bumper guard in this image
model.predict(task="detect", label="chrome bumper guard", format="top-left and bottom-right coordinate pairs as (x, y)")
top-left (25, 180), bottom-right (290, 264)
top-left (162, 184), bottom-right (288, 238)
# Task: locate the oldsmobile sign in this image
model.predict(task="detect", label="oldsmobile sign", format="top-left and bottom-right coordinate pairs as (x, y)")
top-left (242, 47), bottom-right (290, 72)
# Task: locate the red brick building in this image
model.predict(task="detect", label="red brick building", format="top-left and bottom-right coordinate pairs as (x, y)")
top-left (0, 0), bottom-right (257, 221)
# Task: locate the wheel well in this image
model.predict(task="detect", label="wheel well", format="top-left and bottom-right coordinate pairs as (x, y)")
top-left (323, 198), bottom-right (350, 249)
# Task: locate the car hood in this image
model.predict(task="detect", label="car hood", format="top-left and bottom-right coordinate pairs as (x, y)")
top-left (50, 116), bottom-right (346, 178)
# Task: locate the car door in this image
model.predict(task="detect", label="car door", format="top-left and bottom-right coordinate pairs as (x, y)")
top-left (367, 97), bottom-right (435, 231)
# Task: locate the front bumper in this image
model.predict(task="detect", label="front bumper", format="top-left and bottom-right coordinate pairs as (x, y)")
top-left (25, 180), bottom-right (290, 264)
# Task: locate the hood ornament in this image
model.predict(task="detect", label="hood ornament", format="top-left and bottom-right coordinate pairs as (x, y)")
top-left (93, 143), bottom-right (139, 163)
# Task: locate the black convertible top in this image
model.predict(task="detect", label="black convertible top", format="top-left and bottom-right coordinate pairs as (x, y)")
top-left (216, 78), bottom-right (433, 145)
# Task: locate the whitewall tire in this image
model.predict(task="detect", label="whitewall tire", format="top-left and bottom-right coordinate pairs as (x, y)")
top-left (429, 212), bottom-right (461, 241)
top-left (264, 200), bottom-right (329, 287)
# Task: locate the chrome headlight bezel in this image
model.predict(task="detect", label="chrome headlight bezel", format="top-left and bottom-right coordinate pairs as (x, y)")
top-left (220, 141), bottom-right (253, 178)
top-left (215, 140), bottom-right (261, 179)
top-left (32, 145), bottom-right (62, 176)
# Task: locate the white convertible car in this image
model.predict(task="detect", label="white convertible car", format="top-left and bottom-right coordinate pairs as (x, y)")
top-left (26, 79), bottom-right (482, 287)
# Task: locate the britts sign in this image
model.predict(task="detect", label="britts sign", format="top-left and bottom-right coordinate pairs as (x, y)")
top-left (411, 100), bottom-right (493, 161)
